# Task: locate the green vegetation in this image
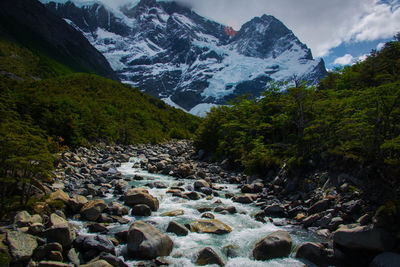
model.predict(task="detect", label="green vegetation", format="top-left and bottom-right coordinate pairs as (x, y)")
top-left (0, 38), bottom-right (200, 217)
top-left (195, 35), bottom-right (400, 179)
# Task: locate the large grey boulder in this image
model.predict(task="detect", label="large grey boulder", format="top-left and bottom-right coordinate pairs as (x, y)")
top-left (166, 221), bottom-right (189, 236)
top-left (80, 199), bottom-right (107, 221)
top-left (252, 230), bottom-right (292, 260)
top-left (14, 211), bottom-right (32, 227)
top-left (196, 247), bottom-right (225, 266)
top-left (6, 230), bottom-right (38, 262)
top-left (333, 225), bottom-right (396, 252)
top-left (44, 223), bottom-right (76, 249)
top-left (295, 242), bottom-right (334, 266)
top-left (124, 188), bottom-right (159, 211)
top-left (127, 221), bottom-right (173, 259)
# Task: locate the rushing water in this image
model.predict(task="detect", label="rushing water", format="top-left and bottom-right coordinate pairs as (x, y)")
top-left (75, 159), bottom-right (323, 266)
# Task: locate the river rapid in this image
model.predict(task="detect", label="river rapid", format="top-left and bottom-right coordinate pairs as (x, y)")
top-left (71, 158), bottom-right (323, 267)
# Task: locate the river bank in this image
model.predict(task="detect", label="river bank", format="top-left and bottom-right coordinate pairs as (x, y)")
top-left (0, 140), bottom-right (398, 266)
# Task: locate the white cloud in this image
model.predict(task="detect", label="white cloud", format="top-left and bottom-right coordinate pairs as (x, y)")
top-left (377, 42), bottom-right (386, 50)
top-left (358, 54), bottom-right (369, 62)
top-left (333, 54), bottom-right (354, 65)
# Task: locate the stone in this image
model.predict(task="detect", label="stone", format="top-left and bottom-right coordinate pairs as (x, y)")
top-left (190, 219), bottom-right (232, 235)
top-left (48, 190), bottom-right (70, 204)
top-left (196, 247), bottom-right (225, 266)
top-left (295, 242), bottom-right (333, 266)
top-left (161, 210), bottom-right (184, 217)
top-left (252, 230), bottom-right (292, 260)
top-left (201, 213), bottom-right (215, 219)
top-left (214, 206), bottom-right (237, 214)
top-left (80, 199), bottom-right (107, 221)
top-left (176, 164), bottom-right (192, 177)
top-left (333, 225), bottom-right (396, 252)
top-left (184, 191), bottom-right (201, 200)
top-left (68, 195), bottom-right (88, 213)
top-left (194, 180), bottom-right (210, 190)
top-left (303, 213), bottom-right (321, 228)
top-left (166, 221), bottom-right (189, 236)
top-left (37, 261), bottom-right (73, 267)
top-left (31, 214), bottom-right (43, 224)
top-left (44, 223), bottom-right (76, 249)
top-left (88, 223), bottom-right (108, 233)
top-left (115, 230), bottom-right (128, 244)
top-left (109, 202), bottom-right (129, 216)
top-left (7, 230), bottom-right (38, 262)
top-left (74, 235), bottom-right (115, 255)
top-left (370, 252), bottom-right (400, 267)
top-left (127, 221), bottom-right (173, 259)
top-left (28, 223), bottom-right (45, 235)
top-left (48, 250), bottom-right (63, 261)
top-left (33, 242), bottom-right (63, 261)
top-left (241, 183), bottom-right (263, 193)
top-left (67, 248), bottom-right (80, 266)
top-left (14, 211), bottom-right (32, 227)
top-left (124, 188), bottom-right (159, 211)
top-left (80, 260), bottom-right (113, 267)
top-left (264, 204), bottom-right (286, 217)
top-left (327, 217), bottom-right (344, 231)
top-left (308, 199), bottom-right (331, 214)
top-left (98, 252), bottom-right (129, 267)
top-left (131, 204), bottom-right (152, 217)
top-left (233, 194), bottom-right (256, 204)
top-left (49, 213), bottom-right (67, 227)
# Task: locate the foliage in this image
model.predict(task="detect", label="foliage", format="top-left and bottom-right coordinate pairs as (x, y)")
top-left (195, 36), bottom-right (400, 179)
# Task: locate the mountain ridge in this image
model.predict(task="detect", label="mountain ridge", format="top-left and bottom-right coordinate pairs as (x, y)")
top-left (43, 0), bottom-right (327, 116)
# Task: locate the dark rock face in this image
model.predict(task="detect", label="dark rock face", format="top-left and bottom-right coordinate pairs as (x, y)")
top-left (0, 0), bottom-right (119, 81)
top-left (42, 0), bottom-right (327, 114)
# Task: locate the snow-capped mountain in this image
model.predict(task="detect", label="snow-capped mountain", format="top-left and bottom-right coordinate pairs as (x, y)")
top-left (42, 0), bottom-right (327, 116)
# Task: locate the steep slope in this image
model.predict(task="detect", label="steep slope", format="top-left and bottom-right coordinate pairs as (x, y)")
top-left (0, 0), bottom-right (118, 80)
top-left (43, 0), bottom-right (327, 115)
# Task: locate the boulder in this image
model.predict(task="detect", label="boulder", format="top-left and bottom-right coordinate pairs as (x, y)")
top-left (264, 204), bottom-right (286, 217)
top-left (108, 202), bottom-right (129, 216)
top-left (97, 252), bottom-right (129, 267)
top-left (333, 225), bottom-right (396, 252)
top-left (68, 195), bottom-right (88, 213)
top-left (88, 223), bottom-right (108, 233)
top-left (194, 180), bottom-right (210, 190)
top-left (48, 190), bottom-right (70, 204)
top-left (49, 213), bottom-right (67, 227)
top-left (161, 210), bottom-right (184, 217)
top-left (196, 247), bottom-right (225, 266)
top-left (131, 204), bottom-right (152, 217)
top-left (44, 223), bottom-right (76, 248)
top-left (370, 252), bottom-right (400, 267)
top-left (176, 164), bottom-right (192, 177)
top-left (166, 221), bottom-right (189, 236)
top-left (80, 199), bottom-right (107, 221)
top-left (127, 221), bottom-right (173, 259)
top-left (308, 199), bottom-right (330, 214)
top-left (252, 230), bottom-right (292, 260)
top-left (6, 230), bottom-right (38, 262)
top-left (295, 242), bottom-right (334, 266)
top-left (80, 260), bottom-right (113, 267)
top-left (14, 211), bottom-right (32, 227)
top-left (190, 219), bottom-right (232, 235)
top-left (201, 213), bottom-right (215, 219)
top-left (33, 242), bottom-right (63, 261)
top-left (37, 261), bottom-right (73, 267)
top-left (124, 188), bottom-right (159, 211)
top-left (74, 235), bottom-right (115, 255)
top-left (184, 191), bottom-right (201, 200)
top-left (233, 194), bottom-right (256, 204)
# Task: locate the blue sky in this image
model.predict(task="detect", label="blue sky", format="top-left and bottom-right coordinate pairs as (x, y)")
top-left (49, 0), bottom-right (400, 70)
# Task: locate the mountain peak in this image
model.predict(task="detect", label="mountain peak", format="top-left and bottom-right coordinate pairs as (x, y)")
top-left (42, 0), bottom-right (326, 116)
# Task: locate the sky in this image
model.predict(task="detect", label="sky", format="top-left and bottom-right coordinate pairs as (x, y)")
top-left (51, 0), bottom-right (400, 69)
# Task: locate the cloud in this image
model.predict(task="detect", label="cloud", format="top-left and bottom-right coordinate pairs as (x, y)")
top-left (377, 42), bottom-right (386, 50)
top-left (333, 54), bottom-right (354, 65)
top-left (358, 54), bottom-right (369, 62)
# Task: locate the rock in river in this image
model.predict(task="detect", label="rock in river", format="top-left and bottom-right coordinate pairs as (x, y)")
top-left (124, 188), bottom-right (159, 211)
top-left (127, 221), bottom-right (173, 259)
top-left (252, 230), bottom-right (292, 260)
top-left (190, 219), bottom-right (232, 235)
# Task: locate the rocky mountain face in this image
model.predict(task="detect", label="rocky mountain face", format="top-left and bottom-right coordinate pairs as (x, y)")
top-left (43, 0), bottom-right (327, 115)
top-left (0, 0), bottom-right (118, 81)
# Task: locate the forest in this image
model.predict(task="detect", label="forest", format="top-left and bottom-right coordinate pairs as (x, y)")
top-left (195, 34), bottom-right (400, 180)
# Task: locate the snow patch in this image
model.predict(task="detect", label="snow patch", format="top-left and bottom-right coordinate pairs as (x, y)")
top-left (161, 97), bottom-right (186, 111)
top-left (189, 103), bottom-right (219, 117)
